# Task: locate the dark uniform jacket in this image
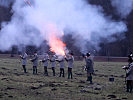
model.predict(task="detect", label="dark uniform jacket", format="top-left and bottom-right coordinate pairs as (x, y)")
top-left (85, 57), bottom-right (94, 73)
top-left (126, 62), bottom-right (133, 80)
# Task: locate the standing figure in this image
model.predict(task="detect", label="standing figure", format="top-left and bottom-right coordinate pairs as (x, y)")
top-left (30, 51), bottom-right (38, 74)
top-left (42, 53), bottom-right (49, 76)
top-left (85, 53), bottom-right (94, 84)
top-left (66, 53), bottom-right (74, 79)
top-left (57, 56), bottom-right (65, 77)
top-left (50, 54), bottom-right (56, 76)
top-left (128, 52), bottom-right (133, 61)
top-left (20, 52), bottom-right (28, 73)
top-left (126, 59), bottom-right (133, 93)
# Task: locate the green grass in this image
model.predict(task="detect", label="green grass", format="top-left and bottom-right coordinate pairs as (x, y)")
top-left (0, 58), bottom-right (133, 100)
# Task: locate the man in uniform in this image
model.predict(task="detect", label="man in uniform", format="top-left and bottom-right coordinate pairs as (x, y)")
top-left (20, 52), bottom-right (28, 73)
top-left (30, 51), bottom-right (38, 74)
top-left (66, 52), bottom-right (74, 79)
top-left (126, 59), bottom-right (133, 93)
top-left (50, 53), bottom-right (56, 76)
top-left (85, 53), bottom-right (94, 84)
top-left (41, 53), bottom-right (49, 76)
top-left (57, 55), bottom-right (65, 77)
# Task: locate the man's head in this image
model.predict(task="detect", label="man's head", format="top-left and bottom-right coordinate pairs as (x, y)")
top-left (34, 51), bottom-right (37, 54)
top-left (86, 53), bottom-right (90, 57)
top-left (69, 52), bottom-right (73, 56)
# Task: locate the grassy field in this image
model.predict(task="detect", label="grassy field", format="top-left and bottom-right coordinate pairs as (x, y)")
top-left (0, 58), bottom-right (133, 100)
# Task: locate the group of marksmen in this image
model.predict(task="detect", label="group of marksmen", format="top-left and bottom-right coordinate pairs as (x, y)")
top-left (20, 51), bottom-right (94, 83)
top-left (20, 51), bottom-right (133, 92)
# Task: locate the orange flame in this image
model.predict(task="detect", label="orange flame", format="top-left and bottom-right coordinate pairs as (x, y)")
top-left (49, 35), bottom-right (66, 56)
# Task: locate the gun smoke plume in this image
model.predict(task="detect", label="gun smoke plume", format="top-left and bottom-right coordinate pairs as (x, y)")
top-left (0, 0), bottom-right (14, 7)
top-left (0, 0), bottom-right (127, 54)
top-left (111, 0), bottom-right (133, 18)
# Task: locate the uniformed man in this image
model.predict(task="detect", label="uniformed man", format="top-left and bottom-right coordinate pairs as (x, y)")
top-left (20, 52), bottom-right (28, 73)
top-left (85, 53), bottom-right (94, 84)
top-left (41, 53), bottom-right (49, 76)
top-left (126, 59), bottom-right (133, 93)
top-left (57, 55), bottom-right (65, 77)
top-left (50, 54), bottom-right (56, 76)
top-left (66, 52), bottom-right (74, 79)
top-left (30, 51), bottom-right (38, 74)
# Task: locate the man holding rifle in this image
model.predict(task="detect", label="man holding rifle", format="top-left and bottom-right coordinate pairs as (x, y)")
top-left (84, 53), bottom-right (94, 84)
top-left (122, 58), bottom-right (133, 93)
top-left (20, 52), bottom-right (28, 73)
top-left (30, 51), bottom-right (38, 75)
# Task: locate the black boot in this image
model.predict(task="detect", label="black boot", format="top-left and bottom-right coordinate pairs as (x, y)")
top-left (62, 69), bottom-right (65, 77)
top-left (68, 72), bottom-right (70, 79)
top-left (126, 81), bottom-right (130, 92)
top-left (35, 67), bottom-right (37, 74)
top-left (89, 76), bottom-right (93, 84)
top-left (71, 72), bottom-right (73, 79)
top-left (87, 76), bottom-right (89, 81)
top-left (23, 65), bottom-right (27, 73)
top-left (44, 67), bottom-right (48, 76)
top-left (33, 67), bottom-right (35, 74)
top-left (52, 67), bottom-right (55, 76)
top-left (87, 76), bottom-right (93, 84)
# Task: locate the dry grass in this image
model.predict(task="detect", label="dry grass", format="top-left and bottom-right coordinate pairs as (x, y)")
top-left (0, 58), bottom-right (133, 100)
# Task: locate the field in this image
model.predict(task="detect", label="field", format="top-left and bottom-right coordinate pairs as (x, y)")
top-left (0, 58), bottom-right (133, 100)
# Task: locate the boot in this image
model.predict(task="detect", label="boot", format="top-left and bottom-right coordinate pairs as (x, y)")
top-left (52, 67), bottom-right (55, 76)
top-left (35, 68), bottom-right (37, 74)
top-left (71, 72), bottom-right (73, 79)
top-left (44, 68), bottom-right (48, 76)
top-left (87, 76), bottom-right (93, 84)
top-left (33, 68), bottom-right (35, 74)
top-left (89, 76), bottom-right (93, 84)
top-left (23, 66), bottom-right (27, 73)
top-left (62, 69), bottom-right (65, 77)
top-left (129, 84), bottom-right (132, 93)
top-left (86, 76), bottom-right (89, 81)
top-left (68, 72), bottom-right (70, 79)
top-left (126, 81), bottom-right (130, 92)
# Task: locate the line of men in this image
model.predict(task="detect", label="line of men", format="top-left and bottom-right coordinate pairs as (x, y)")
top-left (20, 51), bottom-right (75, 79)
top-left (20, 52), bottom-right (94, 83)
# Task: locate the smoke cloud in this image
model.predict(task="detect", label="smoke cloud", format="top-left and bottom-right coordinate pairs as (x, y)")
top-left (0, 0), bottom-right (14, 7)
top-left (0, 0), bottom-right (127, 53)
top-left (111, 0), bottom-right (133, 18)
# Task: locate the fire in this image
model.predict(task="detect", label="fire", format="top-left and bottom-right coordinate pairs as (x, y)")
top-left (49, 35), bottom-right (66, 56)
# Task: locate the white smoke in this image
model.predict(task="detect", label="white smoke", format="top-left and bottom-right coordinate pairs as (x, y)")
top-left (111, 0), bottom-right (133, 18)
top-left (0, 0), bottom-right (127, 52)
top-left (0, 0), bottom-right (14, 7)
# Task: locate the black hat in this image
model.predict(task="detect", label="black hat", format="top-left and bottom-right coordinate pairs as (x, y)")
top-left (34, 51), bottom-right (37, 53)
top-left (86, 53), bottom-right (90, 57)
